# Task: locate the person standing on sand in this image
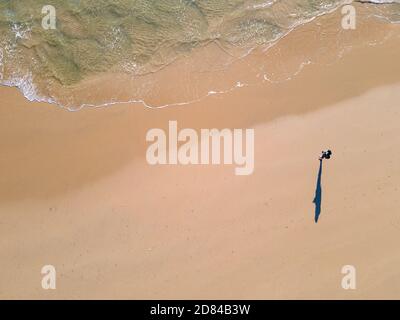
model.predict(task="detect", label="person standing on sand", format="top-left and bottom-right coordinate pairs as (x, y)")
top-left (313, 149), bottom-right (331, 223)
top-left (319, 150), bottom-right (332, 161)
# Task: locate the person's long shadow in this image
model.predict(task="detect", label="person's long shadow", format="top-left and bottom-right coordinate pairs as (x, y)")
top-left (313, 160), bottom-right (323, 223)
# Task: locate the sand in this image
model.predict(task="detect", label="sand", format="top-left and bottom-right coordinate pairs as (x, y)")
top-left (1, 5), bottom-right (400, 299)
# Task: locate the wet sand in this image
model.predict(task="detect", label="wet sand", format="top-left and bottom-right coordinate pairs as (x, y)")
top-left (1, 6), bottom-right (400, 299)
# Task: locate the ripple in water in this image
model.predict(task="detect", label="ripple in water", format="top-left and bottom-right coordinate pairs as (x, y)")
top-left (0, 0), bottom-right (399, 110)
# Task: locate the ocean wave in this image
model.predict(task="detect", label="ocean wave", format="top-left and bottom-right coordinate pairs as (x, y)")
top-left (0, 0), bottom-right (399, 110)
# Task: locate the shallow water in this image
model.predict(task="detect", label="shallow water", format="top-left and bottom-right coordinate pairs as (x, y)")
top-left (0, 0), bottom-right (399, 109)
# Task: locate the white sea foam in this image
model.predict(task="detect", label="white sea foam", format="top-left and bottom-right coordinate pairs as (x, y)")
top-left (1, 73), bottom-right (55, 104)
top-left (11, 23), bottom-right (31, 40)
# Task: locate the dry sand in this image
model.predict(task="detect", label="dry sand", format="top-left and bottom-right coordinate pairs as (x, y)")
top-left (1, 6), bottom-right (400, 299)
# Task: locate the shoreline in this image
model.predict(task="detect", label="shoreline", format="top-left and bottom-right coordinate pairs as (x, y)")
top-left (2, 2), bottom-right (398, 111)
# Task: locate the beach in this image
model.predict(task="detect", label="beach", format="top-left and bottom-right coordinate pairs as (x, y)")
top-left (1, 3), bottom-right (400, 299)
